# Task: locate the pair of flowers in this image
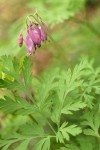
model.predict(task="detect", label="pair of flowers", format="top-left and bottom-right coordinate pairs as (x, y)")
top-left (19, 20), bottom-right (48, 55)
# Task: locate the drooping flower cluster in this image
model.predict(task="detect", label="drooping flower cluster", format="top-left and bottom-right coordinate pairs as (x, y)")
top-left (18, 19), bottom-right (48, 55)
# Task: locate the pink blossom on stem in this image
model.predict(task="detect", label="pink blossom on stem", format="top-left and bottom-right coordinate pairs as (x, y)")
top-left (39, 21), bottom-right (48, 41)
top-left (28, 26), bottom-right (41, 48)
top-left (18, 18), bottom-right (49, 55)
top-left (25, 35), bottom-right (35, 55)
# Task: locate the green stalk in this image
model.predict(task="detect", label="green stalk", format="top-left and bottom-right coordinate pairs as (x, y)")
top-left (29, 114), bottom-right (38, 124)
top-left (47, 121), bottom-right (56, 135)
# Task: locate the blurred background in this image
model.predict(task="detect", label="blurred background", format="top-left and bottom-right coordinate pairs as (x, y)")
top-left (0, 0), bottom-right (100, 74)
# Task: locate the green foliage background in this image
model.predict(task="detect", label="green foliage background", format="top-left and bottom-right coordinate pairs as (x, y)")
top-left (0, 0), bottom-right (100, 150)
top-left (0, 56), bottom-right (100, 150)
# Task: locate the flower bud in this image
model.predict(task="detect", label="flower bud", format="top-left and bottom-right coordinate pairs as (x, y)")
top-left (18, 34), bottom-right (23, 47)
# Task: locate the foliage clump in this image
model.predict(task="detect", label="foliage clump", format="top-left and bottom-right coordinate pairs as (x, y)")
top-left (0, 56), bottom-right (100, 150)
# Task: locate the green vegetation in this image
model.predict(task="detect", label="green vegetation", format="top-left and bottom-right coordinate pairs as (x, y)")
top-left (0, 0), bottom-right (100, 149)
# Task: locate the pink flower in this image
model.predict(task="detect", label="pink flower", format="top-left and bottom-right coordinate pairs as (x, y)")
top-left (25, 35), bottom-right (35, 55)
top-left (18, 34), bottom-right (23, 47)
top-left (18, 18), bottom-right (48, 55)
top-left (39, 21), bottom-right (48, 41)
top-left (28, 26), bottom-right (41, 48)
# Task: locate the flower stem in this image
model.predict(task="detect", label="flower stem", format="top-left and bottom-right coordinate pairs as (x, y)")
top-left (29, 114), bottom-right (38, 124)
top-left (47, 121), bottom-right (56, 135)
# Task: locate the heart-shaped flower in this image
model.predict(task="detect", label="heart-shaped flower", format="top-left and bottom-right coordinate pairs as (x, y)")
top-left (25, 35), bottom-right (35, 55)
top-left (39, 21), bottom-right (48, 41)
top-left (28, 26), bottom-right (41, 48)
